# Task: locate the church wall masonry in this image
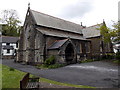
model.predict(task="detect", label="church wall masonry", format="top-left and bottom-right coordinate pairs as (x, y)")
top-left (16, 8), bottom-right (113, 65)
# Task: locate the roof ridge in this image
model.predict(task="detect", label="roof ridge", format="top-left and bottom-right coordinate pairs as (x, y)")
top-left (30, 9), bottom-right (82, 27)
top-left (56, 39), bottom-right (68, 42)
top-left (52, 39), bottom-right (68, 45)
top-left (86, 23), bottom-right (102, 28)
top-left (48, 39), bottom-right (68, 50)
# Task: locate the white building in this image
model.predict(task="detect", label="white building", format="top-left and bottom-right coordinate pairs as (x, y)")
top-left (2, 36), bottom-right (19, 59)
top-left (113, 43), bottom-right (120, 53)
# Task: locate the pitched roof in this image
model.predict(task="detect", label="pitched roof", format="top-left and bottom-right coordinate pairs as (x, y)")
top-left (2, 45), bottom-right (14, 49)
top-left (48, 39), bottom-right (68, 50)
top-left (82, 24), bottom-right (101, 38)
top-left (30, 9), bottom-right (83, 34)
top-left (36, 28), bottom-right (87, 41)
top-left (2, 36), bottom-right (19, 43)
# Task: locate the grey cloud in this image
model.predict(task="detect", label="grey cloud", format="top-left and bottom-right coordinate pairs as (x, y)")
top-left (59, 0), bottom-right (94, 19)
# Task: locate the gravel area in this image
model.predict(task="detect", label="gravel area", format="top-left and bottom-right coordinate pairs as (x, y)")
top-left (2, 59), bottom-right (119, 88)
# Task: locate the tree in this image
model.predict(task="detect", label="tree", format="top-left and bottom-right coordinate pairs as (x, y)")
top-left (112, 21), bottom-right (120, 43)
top-left (1, 9), bottom-right (21, 36)
top-left (98, 20), bottom-right (111, 43)
top-left (98, 20), bottom-right (120, 43)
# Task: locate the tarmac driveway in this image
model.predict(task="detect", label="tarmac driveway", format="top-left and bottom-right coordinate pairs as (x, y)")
top-left (2, 59), bottom-right (119, 88)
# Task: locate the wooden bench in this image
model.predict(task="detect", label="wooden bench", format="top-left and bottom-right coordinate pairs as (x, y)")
top-left (20, 73), bottom-right (40, 90)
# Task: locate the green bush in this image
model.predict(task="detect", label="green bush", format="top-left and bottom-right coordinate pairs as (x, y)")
top-left (48, 64), bottom-right (65, 69)
top-left (105, 53), bottom-right (115, 59)
top-left (92, 55), bottom-right (102, 61)
top-left (45, 55), bottom-right (55, 65)
top-left (79, 59), bottom-right (94, 63)
top-left (36, 63), bottom-right (65, 69)
top-left (36, 64), bottom-right (48, 69)
top-left (116, 52), bottom-right (120, 59)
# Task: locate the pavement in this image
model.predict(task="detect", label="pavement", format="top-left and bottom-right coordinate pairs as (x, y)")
top-left (2, 59), bottom-right (119, 88)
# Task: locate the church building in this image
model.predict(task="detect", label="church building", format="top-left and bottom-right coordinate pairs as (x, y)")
top-left (17, 7), bottom-right (113, 65)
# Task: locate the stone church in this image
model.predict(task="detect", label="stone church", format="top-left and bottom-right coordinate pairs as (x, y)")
top-left (17, 7), bottom-right (113, 65)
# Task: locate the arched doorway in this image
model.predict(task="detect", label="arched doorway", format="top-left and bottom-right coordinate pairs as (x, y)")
top-left (65, 43), bottom-right (75, 63)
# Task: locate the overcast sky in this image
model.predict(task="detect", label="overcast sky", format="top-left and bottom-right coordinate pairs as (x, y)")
top-left (0, 0), bottom-right (119, 27)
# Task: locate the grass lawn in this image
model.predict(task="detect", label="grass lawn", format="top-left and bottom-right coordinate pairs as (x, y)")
top-left (2, 64), bottom-right (94, 88)
top-left (40, 78), bottom-right (94, 88)
top-left (2, 64), bottom-right (26, 88)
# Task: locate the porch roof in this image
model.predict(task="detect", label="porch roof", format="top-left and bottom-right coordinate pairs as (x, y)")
top-left (48, 39), bottom-right (68, 50)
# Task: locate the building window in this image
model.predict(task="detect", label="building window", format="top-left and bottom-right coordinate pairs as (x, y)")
top-left (7, 49), bottom-right (10, 53)
top-left (80, 43), bottom-right (82, 53)
top-left (16, 43), bottom-right (18, 48)
top-left (6, 43), bottom-right (10, 46)
top-left (85, 42), bottom-right (90, 53)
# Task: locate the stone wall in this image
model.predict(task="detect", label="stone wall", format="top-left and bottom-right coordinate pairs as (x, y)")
top-left (2, 55), bottom-right (14, 59)
top-left (87, 36), bottom-right (114, 59)
top-left (17, 10), bottom-right (36, 64)
top-left (88, 37), bottom-right (101, 57)
top-left (34, 30), bottom-right (45, 63)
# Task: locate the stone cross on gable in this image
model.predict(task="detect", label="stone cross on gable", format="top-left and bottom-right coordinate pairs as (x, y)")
top-left (28, 3), bottom-right (30, 9)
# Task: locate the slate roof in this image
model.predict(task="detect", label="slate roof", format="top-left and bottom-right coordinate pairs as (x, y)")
top-left (82, 24), bottom-right (102, 38)
top-left (36, 28), bottom-right (87, 41)
top-left (2, 36), bottom-right (19, 43)
top-left (2, 45), bottom-right (14, 49)
top-left (48, 39), bottom-right (68, 50)
top-left (30, 9), bottom-right (83, 34)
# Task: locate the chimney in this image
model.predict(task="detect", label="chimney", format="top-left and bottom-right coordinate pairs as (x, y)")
top-left (81, 22), bottom-right (83, 26)
top-left (80, 22), bottom-right (86, 28)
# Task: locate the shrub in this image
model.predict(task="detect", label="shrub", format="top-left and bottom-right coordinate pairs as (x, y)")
top-left (79, 59), bottom-right (94, 63)
top-left (92, 55), bottom-right (101, 61)
top-left (36, 63), bottom-right (65, 69)
top-left (105, 53), bottom-right (115, 59)
top-left (36, 64), bottom-right (48, 69)
top-left (116, 52), bottom-right (120, 59)
top-left (48, 64), bottom-right (65, 69)
top-left (45, 55), bottom-right (55, 65)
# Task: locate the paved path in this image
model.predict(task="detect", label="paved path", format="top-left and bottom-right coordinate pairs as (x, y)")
top-left (2, 59), bottom-right (119, 88)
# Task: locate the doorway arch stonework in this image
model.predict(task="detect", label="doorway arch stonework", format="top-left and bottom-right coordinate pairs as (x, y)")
top-left (65, 43), bottom-right (75, 62)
